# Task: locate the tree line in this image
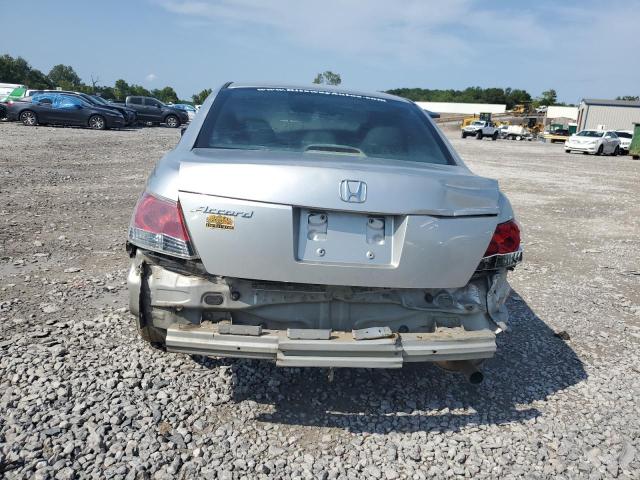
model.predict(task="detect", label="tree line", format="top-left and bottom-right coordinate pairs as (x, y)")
top-left (7, 54), bottom-right (633, 108)
top-left (385, 87), bottom-right (571, 109)
top-left (0, 54), bottom-right (211, 105)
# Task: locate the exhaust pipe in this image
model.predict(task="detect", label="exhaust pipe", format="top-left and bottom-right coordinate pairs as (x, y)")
top-left (436, 360), bottom-right (484, 384)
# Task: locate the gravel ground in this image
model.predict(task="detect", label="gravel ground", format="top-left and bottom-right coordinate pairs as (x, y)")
top-left (1, 121), bottom-right (639, 479)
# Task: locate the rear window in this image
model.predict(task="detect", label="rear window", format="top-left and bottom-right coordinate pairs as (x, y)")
top-left (615, 131), bottom-right (632, 138)
top-left (195, 87), bottom-right (454, 165)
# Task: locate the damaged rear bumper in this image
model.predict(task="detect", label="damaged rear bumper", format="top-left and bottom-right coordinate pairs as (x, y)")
top-left (165, 323), bottom-right (496, 368)
top-left (127, 248), bottom-right (518, 367)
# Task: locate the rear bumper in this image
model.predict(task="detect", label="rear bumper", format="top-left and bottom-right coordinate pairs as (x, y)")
top-left (127, 248), bottom-right (518, 367)
top-left (166, 323), bottom-right (496, 368)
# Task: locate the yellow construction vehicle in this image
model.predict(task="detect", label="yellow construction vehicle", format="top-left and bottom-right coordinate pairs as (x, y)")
top-left (461, 112), bottom-right (492, 129)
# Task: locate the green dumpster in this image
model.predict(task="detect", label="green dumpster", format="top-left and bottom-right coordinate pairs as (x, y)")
top-left (630, 123), bottom-right (640, 160)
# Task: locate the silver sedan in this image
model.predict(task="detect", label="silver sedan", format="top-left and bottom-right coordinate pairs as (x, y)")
top-left (126, 83), bottom-right (522, 381)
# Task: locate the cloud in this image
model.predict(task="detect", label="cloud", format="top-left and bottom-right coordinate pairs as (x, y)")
top-left (156, 1), bottom-right (638, 58)
top-left (145, 73), bottom-right (157, 82)
top-left (155, 0), bottom-right (640, 98)
top-left (155, 0), bottom-right (552, 61)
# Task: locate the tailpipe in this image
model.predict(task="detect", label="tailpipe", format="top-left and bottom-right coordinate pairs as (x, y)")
top-left (436, 360), bottom-right (484, 384)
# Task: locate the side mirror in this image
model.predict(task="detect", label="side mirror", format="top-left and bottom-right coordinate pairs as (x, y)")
top-left (180, 126), bottom-right (187, 137)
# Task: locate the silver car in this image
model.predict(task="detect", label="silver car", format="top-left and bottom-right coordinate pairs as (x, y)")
top-left (127, 83), bottom-right (522, 381)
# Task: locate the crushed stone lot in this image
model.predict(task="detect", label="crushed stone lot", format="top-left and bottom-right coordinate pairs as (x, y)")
top-left (1, 121), bottom-right (639, 479)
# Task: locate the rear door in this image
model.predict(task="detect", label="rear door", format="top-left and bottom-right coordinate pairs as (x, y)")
top-left (127, 97), bottom-right (145, 120)
top-left (143, 98), bottom-right (163, 121)
top-left (30, 94), bottom-right (57, 123)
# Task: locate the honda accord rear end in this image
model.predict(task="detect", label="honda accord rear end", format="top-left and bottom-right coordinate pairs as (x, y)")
top-left (126, 83), bottom-right (522, 373)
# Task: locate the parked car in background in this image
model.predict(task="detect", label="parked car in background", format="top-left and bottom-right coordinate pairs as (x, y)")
top-left (461, 120), bottom-right (499, 140)
top-left (614, 130), bottom-right (633, 154)
top-left (114, 96), bottom-right (188, 127)
top-left (26, 90), bottom-right (138, 126)
top-left (543, 128), bottom-right (570, 144)
top-left (564, 129), bottom-right (621, 155)
top-left (167, 103), bottom-right (196, 121)
top-left (87, 95), bottom-right (137, 126)
top-left (7, 93), bottom-right (125, 130)
top-left (126, 82), bottom-right (522, 379)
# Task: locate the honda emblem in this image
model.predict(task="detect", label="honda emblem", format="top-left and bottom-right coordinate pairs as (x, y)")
top-left (339, 180), bottom-right (367, 203)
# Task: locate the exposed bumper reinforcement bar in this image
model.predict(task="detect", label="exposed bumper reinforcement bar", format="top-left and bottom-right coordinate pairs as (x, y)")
top-left (166, 323), bottom-right (496, 368)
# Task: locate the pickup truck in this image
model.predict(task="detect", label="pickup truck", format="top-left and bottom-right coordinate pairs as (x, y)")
top-left (114, 96), bottom-right (189, 127)
top-left (461, 120), bottom-right (499, 140)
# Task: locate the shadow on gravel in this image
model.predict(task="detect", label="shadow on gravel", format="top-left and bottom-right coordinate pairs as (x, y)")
top-left (192, 291), bottom-right (587, 433)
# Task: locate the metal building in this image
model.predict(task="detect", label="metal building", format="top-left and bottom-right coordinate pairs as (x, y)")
top-left (577, 98), bottom-right (640, 131)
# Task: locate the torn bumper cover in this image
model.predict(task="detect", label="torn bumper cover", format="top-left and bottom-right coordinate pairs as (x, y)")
top-left (128, 249), bottom-right (519, 368)
top-left (165, 323), bottom-right (496, 369)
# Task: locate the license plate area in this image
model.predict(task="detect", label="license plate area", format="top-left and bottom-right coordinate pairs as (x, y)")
top-left (296, 208), bottom-right (393, 265)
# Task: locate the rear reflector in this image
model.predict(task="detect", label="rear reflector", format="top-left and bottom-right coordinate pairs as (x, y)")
top-left (484, 220), bottom-right (521, 257)
top-left (128, 192), bottom-right (197, 259)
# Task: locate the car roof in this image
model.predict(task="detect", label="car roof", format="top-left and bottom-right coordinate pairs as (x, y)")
top-left (226, 82), bottom-right (410, 103)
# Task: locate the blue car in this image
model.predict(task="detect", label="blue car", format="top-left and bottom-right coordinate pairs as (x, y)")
top-left (167, 103), bottom-right (196, 121)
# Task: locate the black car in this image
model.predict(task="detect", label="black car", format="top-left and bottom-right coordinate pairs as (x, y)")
top-left (116, 96), bottom-right (189, 127)
top-left (26, 90), bottom-right (137, 126)
top-left (7, 93), bottom-right (125, 130)
top-left (87, 94), bottom-right (137, 126)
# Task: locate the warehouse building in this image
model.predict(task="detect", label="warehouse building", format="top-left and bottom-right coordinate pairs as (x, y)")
top-left (414, 101), bottom-right (506, 115)
top-left (577, 98), bottom-right (640, 131)
top-left (546, 106), bottom-right (578, 122)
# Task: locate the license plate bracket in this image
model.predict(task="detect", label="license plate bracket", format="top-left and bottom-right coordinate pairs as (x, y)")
top-left (296, 208), bottom-right (393, 265)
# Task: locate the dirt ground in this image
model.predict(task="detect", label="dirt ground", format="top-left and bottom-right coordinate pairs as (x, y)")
top-left (1, 121), bottom-right (639, 479)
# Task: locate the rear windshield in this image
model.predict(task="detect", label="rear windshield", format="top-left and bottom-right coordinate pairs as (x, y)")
top-left (195, 87), bottom-right (454, 165)
top-left (615, 131), bottom-right (632, 138)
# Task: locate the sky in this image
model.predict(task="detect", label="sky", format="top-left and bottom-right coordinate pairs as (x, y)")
top-left (2, 0), bottom-right (639, 103)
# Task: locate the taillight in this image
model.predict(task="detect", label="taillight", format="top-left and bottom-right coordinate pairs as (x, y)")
top-left (128, 192), bottom-right (197, 258)
top-left (484, 220), bottom-right (520, 257)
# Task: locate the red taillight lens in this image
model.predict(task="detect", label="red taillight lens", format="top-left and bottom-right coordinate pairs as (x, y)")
top-left (484, 220), bottom-right (521, 257)
top-left (128, 192), bottom-right (196, 258)
top-left (133, 192), bottom-right (189, 241)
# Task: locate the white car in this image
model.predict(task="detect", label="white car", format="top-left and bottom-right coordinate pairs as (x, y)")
top-left (614, 130), bottom-right (633, 154)
top-left (461, 120), bottom-right (499, 140)
top-left (564, 130), bottom-right (621, 156)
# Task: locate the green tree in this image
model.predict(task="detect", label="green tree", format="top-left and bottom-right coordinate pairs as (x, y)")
top-left (312, 71), bottom-right (342, 86)
top-left (47, 64), bottom-right (81, 88)
top-left (386, 86), bottom-right (533, 109)
top-left (114, 79), bottom-right (130, 100)
top-left (192, 88), bottom-right (212, 104)
top-left (151, 86), bottom-right (179, 103)
top-left (504, 88), bottom-right (531, 109)
top-left (0, 54), bottom-right (52, 89)
top-left (538, 89), bottom-right (557, 106)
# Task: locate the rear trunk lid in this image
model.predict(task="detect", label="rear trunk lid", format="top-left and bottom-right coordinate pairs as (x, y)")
top-left (178, 150), bottom-right (500, 288)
